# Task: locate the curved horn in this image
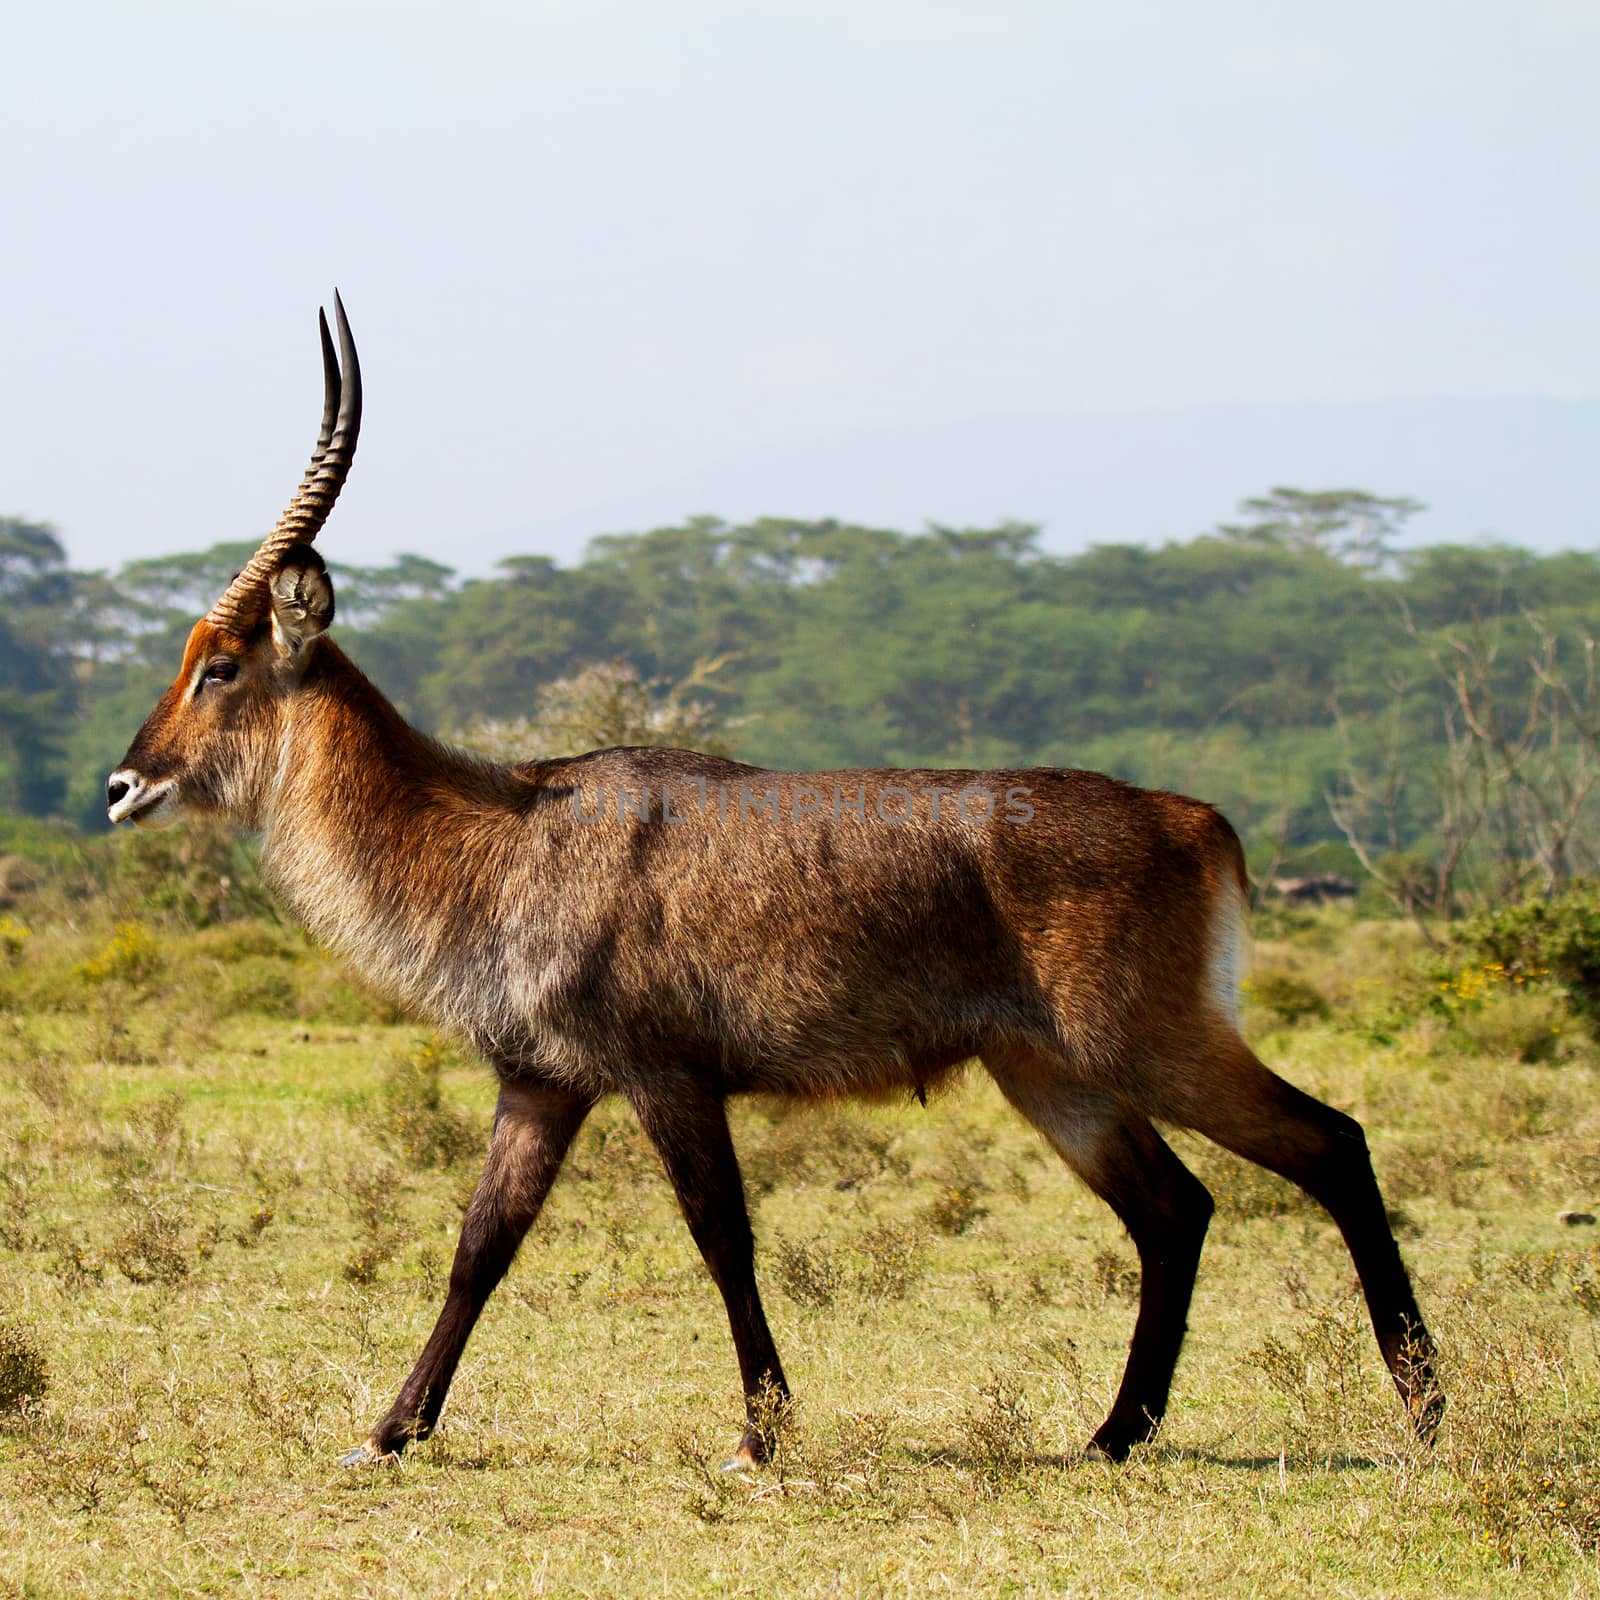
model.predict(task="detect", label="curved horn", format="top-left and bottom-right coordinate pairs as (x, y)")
top-left (208, 293), bottom-right (363, 635)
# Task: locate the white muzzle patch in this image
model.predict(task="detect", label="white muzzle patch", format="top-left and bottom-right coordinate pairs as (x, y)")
top-left (107, 771), bottom-right (182, 829)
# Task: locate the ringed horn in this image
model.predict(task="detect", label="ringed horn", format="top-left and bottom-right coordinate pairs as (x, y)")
top-left (206, 293), bottom-right (362, 637)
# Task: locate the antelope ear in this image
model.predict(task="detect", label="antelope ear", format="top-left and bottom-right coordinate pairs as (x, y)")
top-left (268, 553), bottom-right (335, 659)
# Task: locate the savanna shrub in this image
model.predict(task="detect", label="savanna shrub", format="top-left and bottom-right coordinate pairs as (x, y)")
top-left (105, 819), bottom-right (272, 926)
top-left (194, 921), bottom-right (400, 1022)
top-left (1243, 969), bottom-right (1331, 1027)
top-left (772, 1236), bottom-right (846, 1309)
top-left (1456, 885), bottom-right (1600, 1036)
top-left (372, 1037), bottom-right (480, 1169)
top-left (73, 921), bottom-right (163, 987)
top-left (0, 1325), bottom-right (47, 1414)
top-left (216, 956), bottom-right (300, 1018)
top-left (1452, 989), bottom-right (1566, 1063)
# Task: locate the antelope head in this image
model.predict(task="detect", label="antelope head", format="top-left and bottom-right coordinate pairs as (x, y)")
top-left (107, 296), bottom-right (362, 829)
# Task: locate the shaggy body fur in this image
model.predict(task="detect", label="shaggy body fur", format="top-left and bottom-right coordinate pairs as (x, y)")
top-left (260, 645), bottom-right (1245, 1109)
top-left (103, 297), bottom-right (1436, 1471)
top-left (112, 612), bottom-right (1440, 1466)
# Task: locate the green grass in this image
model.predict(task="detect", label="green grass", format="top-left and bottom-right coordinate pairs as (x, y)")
top-left (2, 911), bottom-right (1600, 1595)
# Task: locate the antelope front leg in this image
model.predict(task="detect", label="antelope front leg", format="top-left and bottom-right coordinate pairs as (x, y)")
top-left (341, 1078), bottom-right (593, 1463)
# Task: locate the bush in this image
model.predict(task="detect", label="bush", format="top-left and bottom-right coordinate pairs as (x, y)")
top-left (772, 1236), bottom-right (847, 1309)
top-left (1243, 969), bottom-right (1331, 1027)
top-left (0, 1325), bottom-right (47, 1415)
top-left (958, 1377), bottom-right (1034, 1489)
top-left (853, 1223), bottom-right (927, 1299)
top-left (0, 816), bottom-right (272, 932)
top-left (738, 1105), bottom-right (909, 1198)
top-left (453, 657), bottom-right (734, 764)
top-left (217, 956), bottom-right (301, 1019)
top-left (1453, 989), bottom-right (1567, 1064)
top-left (1363, 852), bottom-right (1445, 918)
top-left (1186, 1141), bottom-right (1311, 1219)
top-left (190, 922), bottom-right (301, 963)
top-left (111, 1208), bottom-right (191, 1286)
top-left (925, 1181), bottom-right (986, 1235)
top-left (73, 920), bottom-right (164, 987)
top-left (1456, 886), bottom-right (1600, 1036)
top-left (371, 1037), bottom-right (480, 1169)
top-left (105, 820), bottom-right (272, 927)
top-left (342, 1161), bottom-right (405, 1284)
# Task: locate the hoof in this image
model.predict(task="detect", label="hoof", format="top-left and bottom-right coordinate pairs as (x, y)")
top-left (719, 1446), bottom-right (758, 1474)
top-left (338, 1441), bottom-right (397, 1468)
top-left (1084, 1424), bottom-right (1144, 1463)
top-left (1412, 1387), bottom-right (1447, 1444)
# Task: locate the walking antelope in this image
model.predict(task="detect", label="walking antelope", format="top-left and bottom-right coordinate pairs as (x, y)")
top-left (109, 298), bottom-right (1441, 1468)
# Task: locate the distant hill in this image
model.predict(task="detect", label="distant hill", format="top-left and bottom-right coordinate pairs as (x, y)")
top-left (488, 395), bottom-right (1598, 566)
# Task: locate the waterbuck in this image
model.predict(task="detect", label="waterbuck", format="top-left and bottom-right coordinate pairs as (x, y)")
top-left (108, 298), bottom-right (1440, 1468)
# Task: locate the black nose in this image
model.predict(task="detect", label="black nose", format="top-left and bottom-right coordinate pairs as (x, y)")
top-left (107, 777), bottom-right (129, 808)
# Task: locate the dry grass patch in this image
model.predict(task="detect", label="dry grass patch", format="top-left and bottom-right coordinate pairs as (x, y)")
top-left (1, 912), bottom-right (1600, 1594)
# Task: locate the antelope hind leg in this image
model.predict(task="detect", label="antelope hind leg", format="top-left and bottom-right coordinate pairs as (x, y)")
top-left (1156, 1035), bottom-right (1443, 1438)
top-left (986, 1048), bottom-right (1213, 1460)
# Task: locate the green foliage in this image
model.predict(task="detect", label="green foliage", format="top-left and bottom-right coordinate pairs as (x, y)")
top-left (0, 518), bottom-right (76, 816)
top-left (102, 820), bottom-right (274, 927)
top-left (1451, 989), bottom-right (1567, 1065)
top-left (1218, 486), bottom-right (1422, 567)
top-left (12, 493), bottom-right (1600, 891)
top-left (73, 921), bottom-right (163, 987)
top-left (1243, 969), bottom-right (1332, 1027)
top-left (1456, 885), bottom-right (1600, 1035)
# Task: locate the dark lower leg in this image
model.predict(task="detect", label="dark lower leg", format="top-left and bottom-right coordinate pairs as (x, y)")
top-left (631, 1087), bottom-right (787, 1463)
top-left (1299, 1100), bottom-right (1442, 1434)
top-left (1082, 1121), bottom-right (1214, 1460)
top-left (985, 1052), bottom-right (1213, 1460)
top-left (1174, 1049), bottom-right (1442, 1436)
top-left (360, 1079), bottom-right (592, 1457)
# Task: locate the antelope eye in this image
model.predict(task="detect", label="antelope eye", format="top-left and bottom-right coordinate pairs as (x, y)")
top-left (202, 658), bottom-right (238, 686)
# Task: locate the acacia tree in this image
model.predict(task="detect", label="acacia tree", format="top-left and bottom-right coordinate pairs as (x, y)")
top-left (1219, 487), bottom-right (1424, 570)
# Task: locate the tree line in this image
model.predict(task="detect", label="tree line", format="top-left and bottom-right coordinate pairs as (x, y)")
top-left (4, 490), bottom-right (1599, 904)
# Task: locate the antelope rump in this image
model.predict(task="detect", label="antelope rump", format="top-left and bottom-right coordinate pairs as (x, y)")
top-left (108, 298), bottom-right (1442, 1469)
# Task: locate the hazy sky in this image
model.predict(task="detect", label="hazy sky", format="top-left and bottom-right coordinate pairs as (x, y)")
top-left (5, 0), bottom-right (1597, 573)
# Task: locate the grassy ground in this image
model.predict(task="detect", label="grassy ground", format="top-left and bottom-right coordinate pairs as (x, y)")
top-left (1, 907), bottom-right (1600, 1596)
